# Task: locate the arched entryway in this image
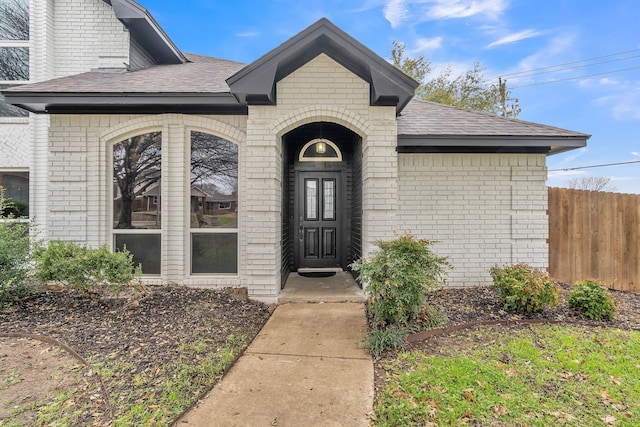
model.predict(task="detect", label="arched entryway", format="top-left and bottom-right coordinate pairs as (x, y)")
top-left (281, 122), bottom-right (362, 286)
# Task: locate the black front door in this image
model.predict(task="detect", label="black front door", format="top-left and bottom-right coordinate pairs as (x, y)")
top-left (295, 171), bottom-right (343, 269)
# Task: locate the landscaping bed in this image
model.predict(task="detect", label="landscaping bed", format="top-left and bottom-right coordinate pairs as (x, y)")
top-left (373, 284), bottom-right (640, 426)
top-left (0, 286), bottom-right (271, 426)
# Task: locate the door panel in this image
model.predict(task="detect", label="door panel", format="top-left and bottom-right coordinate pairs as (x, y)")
top-left (296, 171), bottom-right (343, 269)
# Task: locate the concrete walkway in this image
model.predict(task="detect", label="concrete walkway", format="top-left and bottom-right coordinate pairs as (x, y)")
top-left (177, 303), bottom-right (373, 426)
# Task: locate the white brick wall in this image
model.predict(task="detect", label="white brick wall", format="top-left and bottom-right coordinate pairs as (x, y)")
top-left (0, 119), bottom-right (31, 166)
top-left (52, 0), bottom-right (129, 76)
top-left (244, 54), bottom-right (399, 300)
top-left (48, 113), bottom-right (248, 288)
top-left (397, 153), bottom-right (549, 287)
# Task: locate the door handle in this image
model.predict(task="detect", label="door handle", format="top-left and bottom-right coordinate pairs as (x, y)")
top-left (299, 223), bottom-right (304, 241)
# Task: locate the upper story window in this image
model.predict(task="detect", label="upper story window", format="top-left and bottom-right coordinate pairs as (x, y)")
top-left (0, 0), bottom-right (29, 117)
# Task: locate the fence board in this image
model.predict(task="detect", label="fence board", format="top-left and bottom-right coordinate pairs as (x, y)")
top-left (548, 187), bottom-right (640, 292)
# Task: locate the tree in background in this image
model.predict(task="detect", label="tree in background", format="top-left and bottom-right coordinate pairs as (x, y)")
top-left (391, 41), bottom-right (506, 114)
top-left (0, 0), bottom-right (29, 81)
top-left (566, 176), bottom-right (618, 192)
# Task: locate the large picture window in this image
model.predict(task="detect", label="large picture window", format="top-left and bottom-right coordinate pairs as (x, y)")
top-left (0, 0), bottom-right (29, 117)
top-left (112, 132), bottom-right (162, 275)
top-left (190, 131), bottom-right (238, 274)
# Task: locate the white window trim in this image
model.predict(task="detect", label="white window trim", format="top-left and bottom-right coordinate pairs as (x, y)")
top-left (187, 129), bottom-right (240, 278)
top-left (299, 138), bottom-right (343, 162)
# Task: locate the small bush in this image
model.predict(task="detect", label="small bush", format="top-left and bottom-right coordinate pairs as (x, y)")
top-left (0, 189), bottom-right (35, 307)
top-left (568, 280), bottom-right (616, 321)
top-left (490, 263), bottom-right (559, 313)
top-left (351, 233), bottom-right (451, 328)
top-left (363, 326), bottom-right (408, 357)
top-left (33, 241), bottom-right (140, 295)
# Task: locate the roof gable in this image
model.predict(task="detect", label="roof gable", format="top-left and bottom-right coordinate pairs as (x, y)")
top-left (226, 18), bottom-right (418, 114)
top-left (103, 0), bottom-right (186, 65)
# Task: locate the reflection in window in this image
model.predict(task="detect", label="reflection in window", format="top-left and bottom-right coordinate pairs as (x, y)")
top-left (0, 84), bottom-right (28, 117)
top-left (1, 0), bottom-right (29, 117)
top-left (0, 170), bottom-right (28, 217)
top-left (0, 0), bottom-right (29, 40)
top-left (113, 132), bottom-right (161, 229)
top-left (190, 131), bottom-right (238, 274)
top-left (112, 132), bottom-right (162, 275)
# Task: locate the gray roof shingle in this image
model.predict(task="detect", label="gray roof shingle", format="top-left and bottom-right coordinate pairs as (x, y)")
top-left (9, 53), bottom-right (244, 94)
top-left (398, 98), bottom-right (588, 138)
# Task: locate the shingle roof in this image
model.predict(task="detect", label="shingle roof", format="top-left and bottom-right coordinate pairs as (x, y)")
top-left (10, 53), bottom-right (243, 94)
top-left (398, 98), bottom-right (588, 138)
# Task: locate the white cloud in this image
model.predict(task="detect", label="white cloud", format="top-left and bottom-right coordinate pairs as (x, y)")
top-left (632, 151), bottom-right (640, 157)
top-left (487, 29), bottom-right (543, 48)
top-left (235, 31), bottom-right (260, 38)
top-left (518, 33), bottom-right (576, 70)
top-left (384, 0), bottom-right (408, 28)
top-left (593, 85), bottom-right (640, 121)
top-left (424, 0), bottom-right (509, 20)
top-left (409, 36), bottom-right (443, 54)
top-left (383, 0), bottom-right (509, 28)
top-left (561, 146), bottom-right (588, 164)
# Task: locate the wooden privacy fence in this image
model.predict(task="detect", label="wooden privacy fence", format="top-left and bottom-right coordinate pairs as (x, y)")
top-left (548, 187), bottom-right (640, 292)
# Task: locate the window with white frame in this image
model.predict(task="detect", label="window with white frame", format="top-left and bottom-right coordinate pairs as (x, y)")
top-left (190, 131), bottom-right (238, 274)
top-left (0, 0), bottom-right (29, 117)
top-left (0, 170), bottom-right (28, 218)
top-left (112, 132), bottom-right (162, 275)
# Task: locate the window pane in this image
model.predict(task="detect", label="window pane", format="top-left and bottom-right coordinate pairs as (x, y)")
top-left (323, 179), bottom-right (335, 220)
top-left (0, 0), bottom-right (29, 40)
top-left (115, 233), bottom-right (161, 275)
top-left (305, 179), bottom-right (318, 220)
top-left (113, 132), bottom-right (162, 229)
top-left (191, 233), bottom-right (238, 274)
top-left (190, 131), bottom-right (238, 229)
top-left (1, 84), bottom-right (28, 116)
top-left (0, 170), bottom-right (28, 217)
top-left (0, 47), bottom-right (28, 81)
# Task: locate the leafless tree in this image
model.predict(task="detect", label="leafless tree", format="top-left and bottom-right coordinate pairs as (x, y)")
top-left (113, 133), bottom-right (162, 228)
top-left (0, 0), bottom-right (29, 81)
top-left (190, 131), bottom-right (238, 193)
top-left (566, 176), bottom-right (618, 192)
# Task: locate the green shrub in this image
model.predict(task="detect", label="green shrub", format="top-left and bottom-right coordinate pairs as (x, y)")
top-left (363, 326), bottom-right (408, 357)
top-left (568, 280), bottom-right (616, 321)
top-left (490, 263), bottom-right (559, 313)
top-left (351, 233), bottom-right (451, 328)
top-left (33, 241), bottom-right (140, 295)
top-left (0, 189), bottom-right (34, 307)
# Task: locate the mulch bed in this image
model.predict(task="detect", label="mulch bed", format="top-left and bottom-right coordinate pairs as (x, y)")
top-left (0, 286), bottom-right (271, 425)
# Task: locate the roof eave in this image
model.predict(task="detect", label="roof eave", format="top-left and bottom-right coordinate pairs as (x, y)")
top-left (4, 92), bottom-right (245, 114)
top-left (397, 134), bottom-right (589, 155)
top-left (105, 0), bottom-right (186, 65)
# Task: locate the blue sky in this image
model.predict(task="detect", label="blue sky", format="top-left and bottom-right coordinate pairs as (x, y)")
top-left (140, 0), bottom-right (640, 194)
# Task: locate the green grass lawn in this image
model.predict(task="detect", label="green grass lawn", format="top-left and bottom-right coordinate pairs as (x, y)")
top-left (374, 325), bottom-right (640, 426)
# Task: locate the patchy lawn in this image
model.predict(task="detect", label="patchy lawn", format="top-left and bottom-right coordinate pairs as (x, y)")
top-left (373, 285), bottom-right (640, 427)
top-left (374, 325), bottom-right (640, 426)
top-left (0, 286), bottom-right (271, 426)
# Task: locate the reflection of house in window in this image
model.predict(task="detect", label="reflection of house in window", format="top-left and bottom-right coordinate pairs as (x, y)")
top-left (0, 170), bottom-right (29, 217)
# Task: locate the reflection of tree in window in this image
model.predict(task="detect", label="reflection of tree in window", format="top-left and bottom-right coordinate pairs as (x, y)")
top-left (0, 0), bottom-right (29, 80)
top-left (0, 0), bottom-right (29, 117)
top-left (190, 132), bottom-right (238, 192)
top-left (113, 132), bottom-right (161, 229)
